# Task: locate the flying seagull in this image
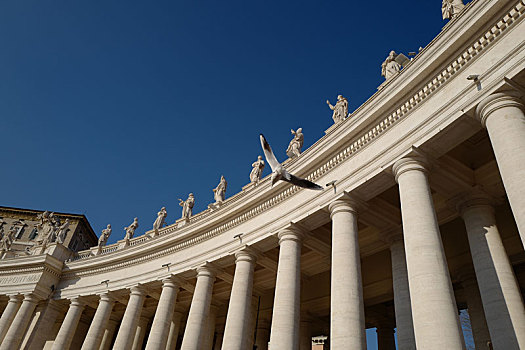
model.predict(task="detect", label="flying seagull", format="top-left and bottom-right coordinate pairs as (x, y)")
top-left (260, 134), bottom-right (323, 190)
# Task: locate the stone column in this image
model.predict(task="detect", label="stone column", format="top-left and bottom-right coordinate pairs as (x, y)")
top-left (269, 226), bottom-right (304, 350)
top-left (81, 293), bottom-right (115, 350)
top-left (459, 197), bottom-right (525, 348)
top-left (145, 276), bottom-right (181, 350)
top-left (25, 299), bottom-right (64, 350)
top-left (52, 297), bottom-right (86, 350)
top-left (0, 295), bottom-right (22, 343)
top-left (0, 294), bottom-right (39, 350)
top-left (376, 324), bottom-right (396, 350)
top-left (113, 285), bottom-right (147, 350)
top-left (460, 273), bottom-right (491, 350)
top-left (131, 316), bottom-right (149, 350)
top-left (180, 263), bottom-right (216, 350)
top-left (476, 91), bottom-right (525, 247)
top-left (166, 310), bottom-right (183, 350)
top-left (99, 318), bottom-right (119, 350)
top-left (254, 320), bottom-right (270, 350)
top-left (203, 304), bottom-right (218, 350)
top-left (222, 247), bottom-right (257, 350)
top-left (393, 156), bottom-right (465, 349)
top-left (299, 314), bottom-right (312, 350)
top-left (328, 197), bottom-right (366, 350)
top-left (389, 235), bottom-right (416, 350)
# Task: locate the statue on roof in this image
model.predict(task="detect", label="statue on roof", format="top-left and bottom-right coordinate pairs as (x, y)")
top-left (250, 156), bottom-right (265, 185)
top-left (381, 51), bottom-right (402, 80)
top-left (0, 227), bottom-right (15, 253)
top-left (179, 193), bottom-right (195, 220)
top-left (56, 219), bottom-right (70, 244)
top-left (153, 207), bottom-right (167, 233)
top-left (327, 95), bottom-right (348, 123)
top-left (213, 176), bottom-right (227, 203)
top-left (124, 218), bottom-right (139, 240)
top-left (99, 224), bottom-right (112, 247)
top-left (442, 0), bottom-right (465, 20)
top-left (286, 128), bottom-right (304, 159)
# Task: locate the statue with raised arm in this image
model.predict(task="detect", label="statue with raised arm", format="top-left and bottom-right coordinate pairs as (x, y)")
top-left (98, 224), bottom-right (112, 247)
top-left (213, 176), bottom-right (227, 203)
top-left (153, 207), bottom-right (167, 232)
top-left (0, 227), bottom-right (15, 252)
top-left (250, 156), bottom-right (265, 184)
top-left (124, 218), bottom-right (139, 240)
top-left (179, 193), bottom-right (195, 219)
top-left (381, 51), bottom-right (402, 80)
top-left (442, 0), bottom-right (465, 20)
top-left (286, 128), bottom-right (304, 159)
top-left (56, 219), bottom-right (70, 244)
top-left (326, 95), bottom-right (348, 123)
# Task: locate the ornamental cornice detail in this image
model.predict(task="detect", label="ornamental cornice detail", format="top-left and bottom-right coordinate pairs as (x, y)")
top-left (62, 0), bottom-right (524, 276)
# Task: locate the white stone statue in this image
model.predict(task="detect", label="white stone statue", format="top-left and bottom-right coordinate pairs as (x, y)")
top-left (213, 176), bottom-right (227, 203)
top-left (99, 224), bottom-right (112, 247)
top-left (326, 95), bottom-right (348, 123)
top-left (381, 51), bottom-right (402, 80)
top-left (35, 211), bottom-right (55, 243)
top-left (286, 128), bottom-right (304, 159)
top-left (0, 227), bottom-right (14, 252)
top-left (56, 219), bottom-right (70, 244)
top-left (124, 218), bottom-right (139, 240)
top-left (442, 0), bottom-right (465, 20)
top-left (179, 194), bottom-right (195, 219)
top-left (153, 207), bottom-right (167, 232)
top-left (250, 156), bottom-right (265, 184)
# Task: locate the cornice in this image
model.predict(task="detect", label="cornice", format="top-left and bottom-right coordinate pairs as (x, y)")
top-left (50, 0), bottom-right (525, 279)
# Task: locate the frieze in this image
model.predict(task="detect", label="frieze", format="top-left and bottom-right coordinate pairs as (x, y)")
top-left (63, 0), bottom-right (524, 277)
top-left (0, 274), bottom-right (40, 285)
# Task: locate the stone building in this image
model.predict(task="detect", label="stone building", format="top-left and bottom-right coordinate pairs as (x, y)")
top-left (1, 0), bottom-right (525, 349)
top-left (0, 206), bottom-right (98, 258)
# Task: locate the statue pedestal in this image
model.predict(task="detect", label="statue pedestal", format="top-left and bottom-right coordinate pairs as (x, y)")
top-left (324, 120), bottom-right (345, 135)
top-left (176, 218), bottom-right (190, 228)
top-left (45, 243), bottom-right (73, 261)
top-left (207, 202), bottom-right (224, 211)
top-left (118, 238), bottom-right (130, 249)
top-left (242, 182), bottom-right (257, 192)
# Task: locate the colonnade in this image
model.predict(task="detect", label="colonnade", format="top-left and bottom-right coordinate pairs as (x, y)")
top-left (0, 91), bottom-right (524, 349)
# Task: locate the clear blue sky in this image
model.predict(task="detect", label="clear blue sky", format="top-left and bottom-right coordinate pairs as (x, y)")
top-left (1, 1), bottom-right (454, 346)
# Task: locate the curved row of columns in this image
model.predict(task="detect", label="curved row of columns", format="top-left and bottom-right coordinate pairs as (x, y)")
top-left (0, 90), bottom-right (524, 350)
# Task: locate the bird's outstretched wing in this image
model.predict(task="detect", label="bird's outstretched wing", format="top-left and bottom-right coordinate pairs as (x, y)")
top-left (286, 173), bottom-right (323, 190)
top-left (260, 134), bottom-right (281, 171)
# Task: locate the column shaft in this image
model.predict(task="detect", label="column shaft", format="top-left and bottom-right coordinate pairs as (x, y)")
top-left (81, 293), bottom-right (115, 350)
top-left (99, 319), bottom-right (118, 350)
top-left (203, 305), bottom-right (218, 350)
top-left (180, 264), bottom-right (216, 350)
top-left (52, 297), bottom-right (86, 350)
top-left (113, 286), bottom-right (147, 350)
top-left (0, 295), bottom-right (22, 343)
top-left (0, 294), bottom-right (39, 350)
top-left (222, 249), bottom-right (257, 350)
top-left (131, 316), bottom-right (149, 350)
top-left (166, 311), bottom-right (183, 350)
top-left (25, 299), bottom-right (63, 350)
top-left (461, 202), bottom-right (525, 348)
top-left (329, 199), bottom-right (366, 349)
top-left (269, 228), bottom-right (303, 350)
top-left (461, 276), bottom-right (491, 350)
top-left (394, 157), bottom-right (465, 349)
top-left (477, 92), bottom-right (525, 247)
top-left (390, 239), bottom-right (416, 349)
top-left (145, 277), bottom-right (180, 350)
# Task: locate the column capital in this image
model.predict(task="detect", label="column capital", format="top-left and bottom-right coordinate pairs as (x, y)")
top-left (475, 90), bottom-right (524, 128)
top-left (69, 296), bottom-right (86, 307)
top-left (195, 262), bottom-right (217, 279)
top-left (7, 294), bottom-right (23, 303)
top-left (22, 294), bottom-right (40, 304)
top-left (161, 275), bottom-right (183, 289)
top-left (129, 285), bottom-right (147, 296)
top-left (97, 292), bottom-right (114, 303)
top-left (277, 224), bottom-right (305, 244)
top-left (234, 246), bottom-right (258, 264)
top-left (455, 193), bottom-right (495, 217)
top-left (328, 193), bottom-right (363, 218)
top-left (392, 155), bottom-right (430, 183)
top-left (380, 227), bottom-right (404, 247)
